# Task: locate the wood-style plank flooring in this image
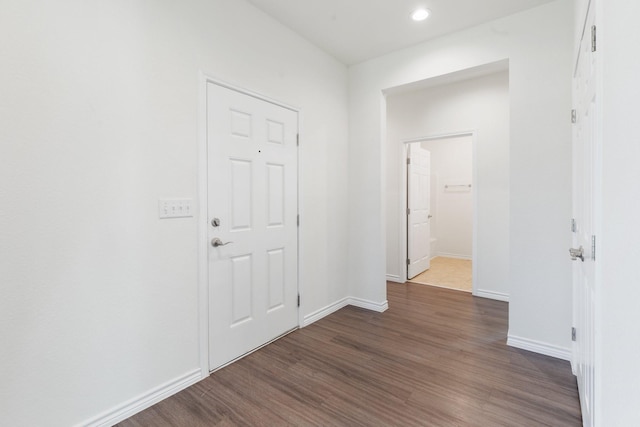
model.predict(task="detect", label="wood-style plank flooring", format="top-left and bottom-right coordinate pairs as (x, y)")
top-left (118, 282), bottom-right (582, 426)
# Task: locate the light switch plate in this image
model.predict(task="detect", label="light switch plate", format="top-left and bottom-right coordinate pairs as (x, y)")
top-left (158, 199), bottom-right (194, 219)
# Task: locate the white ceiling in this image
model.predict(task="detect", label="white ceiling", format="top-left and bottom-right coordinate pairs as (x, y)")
top-left (246, 0), bottom-right (556, 65)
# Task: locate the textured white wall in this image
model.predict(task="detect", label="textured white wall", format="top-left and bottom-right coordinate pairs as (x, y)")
top-left (385, 72), bottom-right (509, 298)
top-left (0, 0), bottom-right (349, 425)
top-left (349, 1), bottom-right (573, 350)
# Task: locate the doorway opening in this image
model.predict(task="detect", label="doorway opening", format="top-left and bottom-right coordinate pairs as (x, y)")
top-left (383, 59), bottom-right (510, 303)
top-left (406, 134), bottom-right (474, 292)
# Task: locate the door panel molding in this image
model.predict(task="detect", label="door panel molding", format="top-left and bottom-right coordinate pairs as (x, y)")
top-left (572, 1), bottom-right (599, 424)
top-left (198, 73), bottom-right (301, 376)
top-left (407, 144), bottom-right (432, 278)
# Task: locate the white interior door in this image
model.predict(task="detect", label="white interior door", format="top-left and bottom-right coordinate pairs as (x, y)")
top-left (207, 83), bottom-right (298, 371)
top-left (572, 1), bottom-right (597, 425)
top-left (407, 143), bottom-right (431, 279)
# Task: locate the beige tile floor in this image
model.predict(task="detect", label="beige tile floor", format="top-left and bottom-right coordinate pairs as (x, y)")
top-left (409, 256), bottom-right (472, 292)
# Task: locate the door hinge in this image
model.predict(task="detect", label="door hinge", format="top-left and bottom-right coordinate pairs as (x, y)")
top-left (407, 208), bottom-right (411, 215)
top-left (296, 134), bottom-right (299, 147)
top-left (571, 109), bottom-right (577, 124)
top-left (591, 25), bottom-right (597, 52)
top-left (592, 235), bottom-right (596, 261)
top-left (571, 218), bottom-right (577, 233)
top-left (297, 214), bottom-right (300, 227)
top-left (572, 327), bottom-right (577, 342)
top-left (407, 259), bottom-right (411, 266)
top-left (297, 294), bottom-right (300, 307)
top-left (407, 158), bottom-right (411, 165)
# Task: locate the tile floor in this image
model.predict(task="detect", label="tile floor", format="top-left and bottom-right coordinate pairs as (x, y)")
top-left (409, 256), bottom-right (472, 292)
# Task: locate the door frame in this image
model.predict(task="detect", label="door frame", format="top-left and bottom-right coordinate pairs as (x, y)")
top-left (398, 131), bottom-right (478, 295)
top-left (197, 72), bottom-right (302, 376)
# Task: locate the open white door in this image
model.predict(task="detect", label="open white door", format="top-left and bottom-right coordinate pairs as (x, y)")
top-left (572, 1), bottom-right (597, 425)
top-left (407, 143), bottom-right (431, 279)
top-left (207, 83), bottom-right (299, 371)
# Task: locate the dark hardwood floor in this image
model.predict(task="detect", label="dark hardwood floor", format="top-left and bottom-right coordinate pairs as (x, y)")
top-left (118, 282), bottom-right (582, 426)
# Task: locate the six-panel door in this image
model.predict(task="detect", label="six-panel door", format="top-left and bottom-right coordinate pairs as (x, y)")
top-left (207, 83), bottom-right (298, 371)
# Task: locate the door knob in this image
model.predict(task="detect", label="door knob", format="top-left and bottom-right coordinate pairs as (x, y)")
top-left (211, 238), bottom-right (232, 248)
top-left (569, 246), bottom-right (584, 262)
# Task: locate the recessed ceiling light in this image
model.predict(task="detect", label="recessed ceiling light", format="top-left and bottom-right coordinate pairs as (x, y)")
top-left (411, 8), bottom-right (431, 22)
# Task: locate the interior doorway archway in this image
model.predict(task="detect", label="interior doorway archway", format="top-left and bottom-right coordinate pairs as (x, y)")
top-left (400, 131), bottom-right (478, 295)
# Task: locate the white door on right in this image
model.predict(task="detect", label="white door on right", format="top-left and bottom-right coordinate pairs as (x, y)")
top-left (572, 1), bottom-right (597, 425)
top-left (407, 143), bottom-right (431, 279)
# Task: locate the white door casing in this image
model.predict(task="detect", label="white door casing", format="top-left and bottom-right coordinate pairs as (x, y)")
top-left (207, 82), bottom-right (299, 371)
top-left (572, 1), bottom-right (597, 425)
top-left (397, 132), bottom-right (477, 294)
top-left (407, 143), bottom-right (431, 279)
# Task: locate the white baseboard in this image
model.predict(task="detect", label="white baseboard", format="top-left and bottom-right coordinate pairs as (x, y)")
top-left (386, 274), bottom-right (404, 283)
top-left (474, 289), bottom-right (509, 302)
top-left (302, 296), bottom-right (389, 327)
top-left (82, 369), bottom-right (203, 427)
top-left (436, 252), bottom-right (472, 260)
top-left (303, 297), bottom-right (350, 327)
top-left (507, 335), bottom-right (572, 361)
top-left (348, 297), bottom-right (389, 313)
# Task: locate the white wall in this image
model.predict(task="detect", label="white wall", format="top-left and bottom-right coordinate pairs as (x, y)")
top-left (0, 1), bottom-right (349, 425)
top-left (422, 136), bottom-right (473, 259)
top-left (385, 72), bottom-right (508, 299)
top-left (598, 0), bottom-right (640, 424)
top-left (349, 0), bottom-right (573, 354)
